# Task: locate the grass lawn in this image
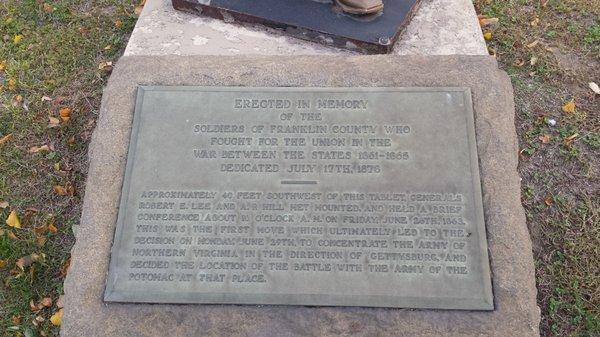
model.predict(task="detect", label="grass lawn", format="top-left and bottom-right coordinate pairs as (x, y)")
top-left (475, 0), bottom-right (600, 335)
top-left (0, 1), bottom-right (137, 336)
top-left (1, 0), bottom-right (599, 336)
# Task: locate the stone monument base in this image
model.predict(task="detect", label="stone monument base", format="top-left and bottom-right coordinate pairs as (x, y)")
top-left (62, 55), bottom-right (540, 337)
top-left (125, 0), bottom-right (487, 56)
top-left (171, 0), bottom-right (421, 53)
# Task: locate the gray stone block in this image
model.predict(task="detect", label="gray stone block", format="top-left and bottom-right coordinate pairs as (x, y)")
top-left (62, 55), bottom-right (540, 337)
top-left (125, 0), bottom-right (488, 56)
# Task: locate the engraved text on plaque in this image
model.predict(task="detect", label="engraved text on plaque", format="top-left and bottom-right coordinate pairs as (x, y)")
top-left (104, 87), bottom-right (493, 309)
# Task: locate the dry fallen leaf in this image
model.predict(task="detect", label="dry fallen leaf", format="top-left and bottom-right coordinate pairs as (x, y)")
top-left (526, 40), bottom-right (539, 49)
top-left (6, 210), bottom-right (21, 229)
top-left (40, 297), bottom-right (52, 307)
top-left (0, 133), bottom-right (13, 145)
top-left (513, 59), bottom-right (525, 67)
top-left (8, 231), bottom-right (18, 240)
top-left (28, 144), bottom-right (50, 153)
top-left (43, 3), bottom-right (54, 13)
top-left (54, 183), bottom-right (74, 196)
top-left (25, 207), bottom-right (39, 214)
top-left (589, 82), bottom-right (600, 95)
top-left (115, 20), bottom-right (123, 29)
top-left (34, 225), bottom-right (47, 236)
top-left (59, 257), bottom-right (71, 278)
top-left (530, 56), bottom-right (538, 66)
top-left (0, 200), bottom-right (8, 209)
top-left (538, 134), bottom-right (551, 144)
top-left (56, 295), bottom-right (64, 308)
top-left (8, 78), bottom-right (17, 91)
top-left (98, 61), bottom-right (113, 71)
top-left (50, 309), bottom-right (63, 326)
top-left (0, 259), bottom-right (7, 268)
top-left (29, 264), bottom-right (37, 281)
top-left (78, 27), bottom-right (90, 35)
top-left (564, 133), bottom-right (579, 145)
top-left (53, 185), bottom-right (68, 196)
top-left (36, 236), bottom-right (47, 247)
top-left (48, 223), bottom-right (58, 233)
top-left (11, 315), bottom-right (21, 325)
top-left (59, 107), bottom-right (71, 122)
top-left (479, 17), bottom-right (499, 27)
top-left (562, 100), bottom-right (576, 114)
top-left (16, 253), bottom-right (41, 271)
top-left (544, 196), bottom-right (554, 206)
top-left (530, 18), bottom-right (540, 26)
top-left (48, 116), bottom-right (60, 128)
top-left (12, 95), bottom-right (24, 109)
top-left (33, 315), bottom-right (45, 326)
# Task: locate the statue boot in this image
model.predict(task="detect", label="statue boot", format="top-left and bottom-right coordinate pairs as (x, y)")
top-left (335, 0), bottom-right (384, 15)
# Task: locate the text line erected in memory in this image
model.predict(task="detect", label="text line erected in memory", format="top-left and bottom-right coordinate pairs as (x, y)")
top-left (104, 87), bottom-right (493, 310)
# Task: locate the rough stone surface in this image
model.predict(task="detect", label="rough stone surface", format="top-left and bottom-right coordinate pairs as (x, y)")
top-left (124, 0), bottom-right (488, 56)
top-left (62, 55), bottom-right (540, 337)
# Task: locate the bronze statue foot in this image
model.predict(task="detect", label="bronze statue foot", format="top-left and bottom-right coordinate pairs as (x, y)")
top-left (335, 0), bottom-right (384, 15)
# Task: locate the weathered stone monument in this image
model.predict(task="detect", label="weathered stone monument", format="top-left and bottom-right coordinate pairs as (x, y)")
top-left (62, 0), bottom-right (540, 336)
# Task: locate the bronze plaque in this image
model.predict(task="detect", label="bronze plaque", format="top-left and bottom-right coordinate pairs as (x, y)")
top-left (104, 87), bottom-right (493, 309)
